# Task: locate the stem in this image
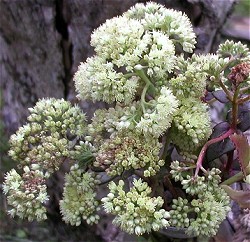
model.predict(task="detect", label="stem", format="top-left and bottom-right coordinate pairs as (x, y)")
top-left (99, 175), bottom-right (118, 185)
top-left (135, 69), bottom-right (156, 92)
top-left (134, 170), bottom-right (149, 182)
top-left (137, 69), bottom-right (157, 114)
top-left (149, 176), bottom-right (159, 197)
top-left (141, 82), bottom-right (150, 113)
top-left (163, 175), bottom-right (178, 199)
top-left (237, 94), bottom-right (250, 104)
top-left (159, 133), bottom-right (172, 161)
top-left (221, 172), bottom-right (244, 185)
top-left (218, 79), bottom-right (233, 102)
top-left (231, 87), bottom-right (240, 129)
top-left (194, 128), bottom-right (235, 177)
top-left (123, 73), bottom-right (136, 79)
top-left (240, 86), bottom-right (250, 93)
top-left (240, 86), bottom-right (250, 94)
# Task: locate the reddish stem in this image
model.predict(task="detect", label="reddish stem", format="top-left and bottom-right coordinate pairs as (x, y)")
top-left (194, 128), bottom-right (235, 177)
top-left (237, 94), bottom-right (250, 104)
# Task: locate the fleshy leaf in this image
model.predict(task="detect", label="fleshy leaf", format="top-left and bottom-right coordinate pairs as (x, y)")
top-left (230, 134), bottom-right (250, 177)
top-left (212, 90), bottom-right (229, 103)
top-left (221, 185), bottom-right (250, 209)
top-left (204, 92), bottom-right (214, 102)
top-left (237, 101), bottom-right (250, 132)
top-left (206, 122), bottom-right (235, 162)
top-left (210, 122), bottom-right (230, 138)
top-left (227, 101), bottom-right (250, 131)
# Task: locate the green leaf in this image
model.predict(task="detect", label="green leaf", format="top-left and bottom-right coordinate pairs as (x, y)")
top-left (221, 185), bottom-right (250, 209)
top-left (230, 134), bottom-right (250, 177)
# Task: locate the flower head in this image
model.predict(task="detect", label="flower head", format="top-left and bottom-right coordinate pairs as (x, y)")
top-left (8, 98), bottom-right (87, 174)
top-left (74, 56), bottom-right (139, 104)
top-left (94, 131), bottom-right (164, 177)
top-left (125, 2), bottom-right (196, 52)
top-left (170, 98), bottom-right (212, 153)
top-left (3, 167), bottom-right (48, 221)
top-left (137, 87), bottom-right (179, 137)
top-left (60, 164), bottom-right (100, 226)
top-left (101, 179), bottom-right (170, 235)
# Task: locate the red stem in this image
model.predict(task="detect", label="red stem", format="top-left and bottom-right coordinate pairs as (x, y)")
top-left (237, 94), bottom-right (250, 104)
top-left (194, 128), bottom-right (235, 177)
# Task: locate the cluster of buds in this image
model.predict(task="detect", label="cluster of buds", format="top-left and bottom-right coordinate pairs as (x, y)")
top-left (60, 164), bottom-right (100, 226)
top-left (169, 161), bottom-right (231, 236)
top-left (101, 179), bottom-right (170, 235)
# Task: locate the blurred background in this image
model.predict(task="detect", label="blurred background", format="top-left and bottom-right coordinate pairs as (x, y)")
top-left (0, 0), bottom-right (249, 241)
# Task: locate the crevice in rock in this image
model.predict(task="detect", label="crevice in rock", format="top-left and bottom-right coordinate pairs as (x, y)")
top-left (55, 0), bottom-right (72, 99)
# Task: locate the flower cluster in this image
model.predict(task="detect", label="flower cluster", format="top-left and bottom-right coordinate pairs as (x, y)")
top-left (74, 57), bottom-right (140, 104)
top-left (74, 2), bottom-right (196, 106)
top-left (27, 98), bottom-right (86, 136)
top-left (94, 131), bottom-right (164, 177)
top-left (124, 2), bottom-right (196, 52)
top-left (170, 54), bottom-right (227, 100)
top-left (60, 164), bottom-right (100, 226)
top-left (169, 198), bottom-right (190, 228)
top-left (217, 40), bottom-right (250, 60)
top-left (4, 2), bottom-right (250, 239)
top-left (69, 140), bottom-right (96, 165)
top-left (90, 13), bottom-right (177, 79)
top-left (169, 161), bottom-right (231, 237)
top-left (3, 166), bottom-right (48, 221)
top-left (136, 87), bottom-right (179, 137)
top-left (101, 179), bottom-right (170, 235)
top-left (87, 103), bottom-right (139, 141)
top-left (90, 16), bottom-right (146, 72)
top-left (170, 98), bottom-right (212, 154)
top-left (8, 98), bottom-right (87, 174)
top-left (4, 98), bottom-right (91, 222)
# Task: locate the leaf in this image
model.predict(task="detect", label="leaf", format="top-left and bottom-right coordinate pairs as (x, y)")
top-left (237, 101), bottom-right (250, 132)
top-left (210, 122), bottom-right (230, 139)
top-left (230, 134), bottom-right (250, 177)
top-left (237, 110), bottom-right (250, 131)
top-left (227, 101), bottom-right (250, 132)
top-left (221, 185), bottom-right (250, 209)
top-left (204, 92), bottom-right (214, 102)
top-left (212, 90), bottom-right (229, 103)
top-left (206, 122), bottom-right (235, 162)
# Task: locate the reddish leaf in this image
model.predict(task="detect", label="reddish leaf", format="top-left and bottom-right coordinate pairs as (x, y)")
top-left (221, 185), bottom-right (250, 209)
top-left (230, 134), bottom-right (250, 176)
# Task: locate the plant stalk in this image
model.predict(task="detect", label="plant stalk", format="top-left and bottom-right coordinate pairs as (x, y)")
top-left (194, 128), bottom-right (234, 177)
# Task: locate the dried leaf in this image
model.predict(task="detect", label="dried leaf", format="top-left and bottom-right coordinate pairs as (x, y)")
top-left (221, 185), bottom-right (250, 209)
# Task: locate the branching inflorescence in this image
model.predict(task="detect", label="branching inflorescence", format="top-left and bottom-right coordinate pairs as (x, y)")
top-left (3, 1), bottom-right (250, 240)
